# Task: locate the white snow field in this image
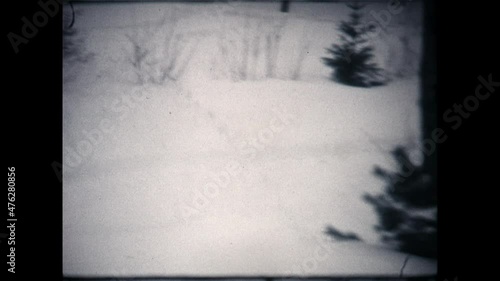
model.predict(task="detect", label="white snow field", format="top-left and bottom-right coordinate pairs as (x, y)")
top-left (63, 1), bottom-right (435, 278)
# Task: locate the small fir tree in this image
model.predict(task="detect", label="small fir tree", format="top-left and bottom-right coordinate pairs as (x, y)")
top-left (364, 146), bottom-right (437, 258)
top-left (322, 2), bottom-right (388, 87)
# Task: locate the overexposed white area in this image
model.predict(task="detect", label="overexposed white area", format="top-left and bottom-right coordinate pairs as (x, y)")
top-left (63, 1), bottom-right (435, 277)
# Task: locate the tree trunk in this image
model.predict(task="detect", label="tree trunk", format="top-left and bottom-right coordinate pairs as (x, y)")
top-left (280, 0), bottom-right (290, 13)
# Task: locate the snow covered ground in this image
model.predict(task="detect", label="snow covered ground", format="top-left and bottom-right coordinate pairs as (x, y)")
top-left (63, 1), bottom-right (435, 278)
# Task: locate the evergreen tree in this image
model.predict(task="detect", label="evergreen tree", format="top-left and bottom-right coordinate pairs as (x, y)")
top-left (322, 2), bottom-right (387, 87)
top-left (363, 0), bottom-right (438, 259)
top-left (324, 225), bottom-right (362, 242)
top-left (364, 146), bottom-right (437, 258)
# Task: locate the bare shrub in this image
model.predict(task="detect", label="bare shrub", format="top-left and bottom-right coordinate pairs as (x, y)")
top-left (124, 9), bottom-right (200, 85)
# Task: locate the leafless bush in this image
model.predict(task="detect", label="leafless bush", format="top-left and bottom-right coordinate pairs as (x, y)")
top-left (215, 10), bottom-right (288, 81)
top-left (291, 25), bottom-right (312, 80)
top-left (63, 4), bottom-right (94, 83)
top-left (213, 9), bottom-right (317, 82)
top-left (124, 10), bottom-right (200, 85)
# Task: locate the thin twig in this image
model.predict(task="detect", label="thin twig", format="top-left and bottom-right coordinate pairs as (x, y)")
top-left (68, 2), bottom-right (75, 29)
top-left (399, 254), bottom-right (411, 278)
